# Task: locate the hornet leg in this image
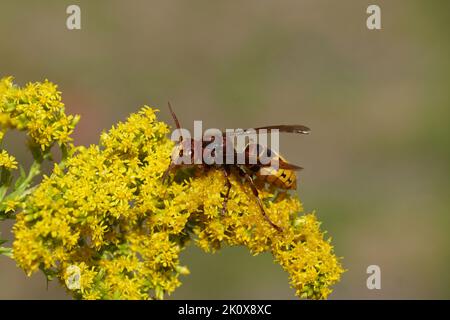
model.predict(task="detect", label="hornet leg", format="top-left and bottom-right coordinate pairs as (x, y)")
top-left (237, 166), bottom-right (282, 232)
top-left (221, 166), bottom-right (232, 215)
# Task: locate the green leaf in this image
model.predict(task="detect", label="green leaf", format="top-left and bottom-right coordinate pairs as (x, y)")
top-left (0, 247), bottom-right (12, 257)
top-left (0, 185), bottom-right (8, 202)
top-left (0, 167), bottom-right (12, 188)
top-left (14, 165), bottom-right (27, 189)
top-left (2, 160), bottom-right (41, 207)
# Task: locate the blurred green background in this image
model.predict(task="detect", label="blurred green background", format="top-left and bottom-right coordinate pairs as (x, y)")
top-left (1, 0), bottom-right (449, 299)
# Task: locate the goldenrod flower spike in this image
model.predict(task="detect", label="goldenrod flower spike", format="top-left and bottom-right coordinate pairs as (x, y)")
top-left (0, 77), bottom-right (79, 255)
top-left (7, 77), bottom-right (343, 299)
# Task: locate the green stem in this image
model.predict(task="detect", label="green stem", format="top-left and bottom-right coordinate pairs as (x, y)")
top-left (0, 161), bottom-right (41, 216)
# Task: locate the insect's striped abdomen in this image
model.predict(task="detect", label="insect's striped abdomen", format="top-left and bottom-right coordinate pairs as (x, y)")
top-left (256, 167), bottom-right (297, 189)
top-left (255, 153), bottom-right (297, 190)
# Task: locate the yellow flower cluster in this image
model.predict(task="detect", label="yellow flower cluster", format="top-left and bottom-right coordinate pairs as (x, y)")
top-left (0, 76), bottom-right (79, 150)
top-left (0, 149), bottom-right (18, 170)
top-left (188, 172), bottom-right (343, 299)
top-left (13, 105), bottom-right (343, 299)
top-left (0, 77), bottom-right (78, 224)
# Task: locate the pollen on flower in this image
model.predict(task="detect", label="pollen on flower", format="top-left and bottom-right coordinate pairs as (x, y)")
top-left (0, 149), bottom-right (18, 169)
top-left (11, 98), bottom-right (343, 299)
top-left (0, 76), bottom-right (79, 150)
